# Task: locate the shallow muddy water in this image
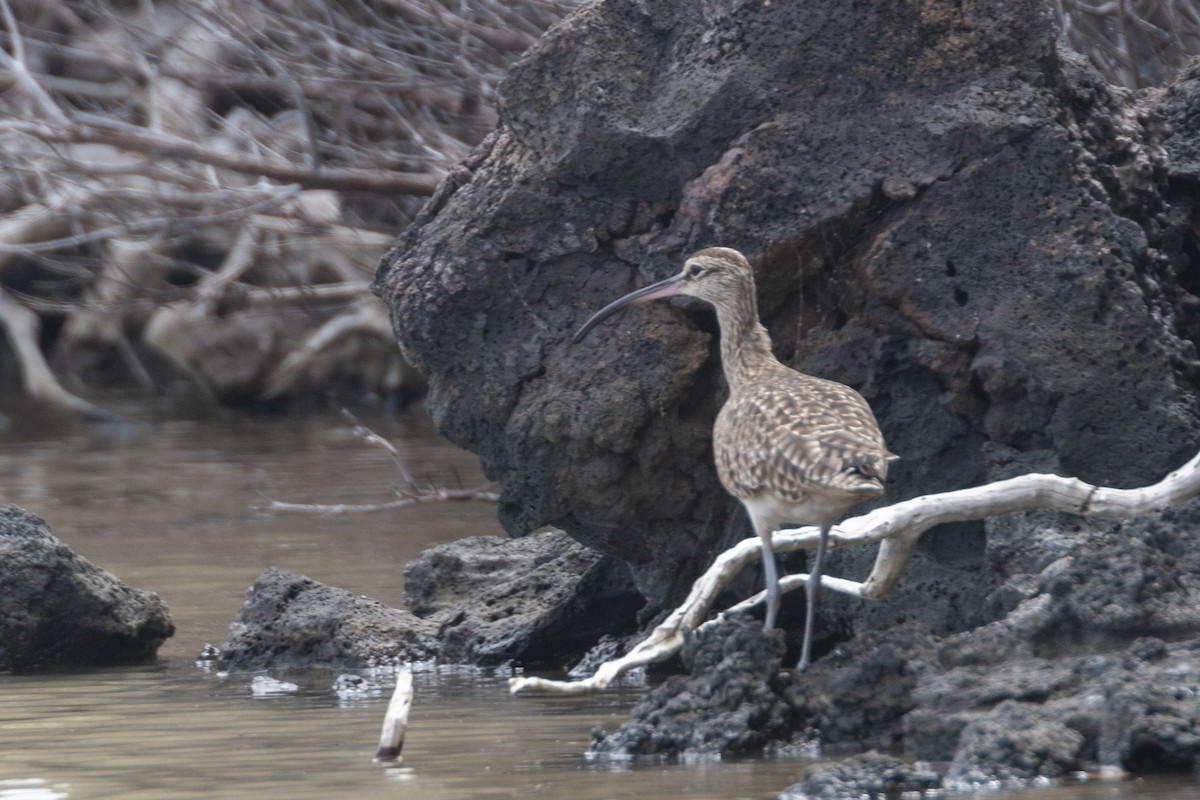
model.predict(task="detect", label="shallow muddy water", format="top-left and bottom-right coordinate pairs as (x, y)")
top-left (0, 408), bottom-right (1196, 799)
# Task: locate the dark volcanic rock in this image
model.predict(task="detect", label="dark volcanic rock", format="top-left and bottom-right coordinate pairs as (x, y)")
top-left (219, 532), bottom-right (641, 671)
top-left (588, 623), bottom-right (936, 760)
top-left (0, 505), bottom-right (174, 671)
top-left (780, 751), bottom-right (941, 800)
top-left (1158, 61), bottom-right (1200, 182)
top-left (218, 567), bottom-right (438, 671)
top-left (374, 0), bottom-right (1200, 787)
top-left (589, 617), bottom-right (791, 757)
top-left (905, 638), bottom-right (1200, 782)
top-left (782, 628), bottom-right (936, 752)
top-left (946, 701), bottom-right (1087, 789)
top-left (373, 0), bottom-right (1199, 619)
top-left (406, 530), bottom-right (642, 665)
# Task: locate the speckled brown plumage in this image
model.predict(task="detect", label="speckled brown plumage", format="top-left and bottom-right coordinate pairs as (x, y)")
top-left (715, 368), bottom-right (891, 505)
top-left (574, 246), bottom-right (896, 669)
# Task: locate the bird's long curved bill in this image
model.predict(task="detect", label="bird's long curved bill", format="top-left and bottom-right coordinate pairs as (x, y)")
top-left (572, 275), bottom-right (684, 343)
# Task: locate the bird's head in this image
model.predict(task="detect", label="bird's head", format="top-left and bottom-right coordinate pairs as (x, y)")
top-left (573, 247), bottom-right (754, 343)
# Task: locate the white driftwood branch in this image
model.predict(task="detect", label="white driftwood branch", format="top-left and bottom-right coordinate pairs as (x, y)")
top-left (0, 188), bottom-right (95, 269)
top-left (6, 117), bottom-right (442, 195)
top-left (263, 299), bottom-right (392, 398)
top-left (509, 449), bottom-right (1200, 694)
top-left (0, 0), bottom-right (70, 126)
top-left (375, 668), bottom-right (414, 761)
top-left (267, 485), bottom-right (499, 515)
top-left (0, 288), bottom-right (120, 421)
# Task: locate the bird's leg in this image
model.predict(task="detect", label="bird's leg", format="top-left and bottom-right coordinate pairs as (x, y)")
top-left (798, 523), bottom-right (830, 671)
top-left (761, 532), bottom-right (781, 630)
top-left (750, 515), bottom-right (782, 630)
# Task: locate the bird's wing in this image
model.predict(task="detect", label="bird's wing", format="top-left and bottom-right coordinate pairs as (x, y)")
top-left (717, 376), bottom-right (895, 502)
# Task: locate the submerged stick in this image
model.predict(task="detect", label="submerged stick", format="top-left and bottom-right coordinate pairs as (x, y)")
top-left (375, 669), bottom-right (414, 762)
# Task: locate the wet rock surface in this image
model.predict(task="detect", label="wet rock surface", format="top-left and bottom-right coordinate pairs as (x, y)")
top-left (218, 566), bottom-right (438, 671)
top-left (590, 512), bottom-right (1200, 780)
top-left (0, 504), bottom-right (174, 671)
top-left (946, 701), bottom-right (1087, 788)
top-left (220, 531), bottom-right (642, 671)
top-left (589, 617), bottom-right (791, 758)
top-left (779, 751), bottom-right (942, 800)
top-left (914, 635), bottom-right (1200, 782)
top-left (781, 628), bottom-right (936, 753)
top-left (406, 530), bottom-right (642, 665)
top-left (372, 0), bottom-right (1200, 790)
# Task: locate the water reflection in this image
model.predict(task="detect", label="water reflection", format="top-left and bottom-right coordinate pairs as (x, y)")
top-left (0, 412), bottom-right (1196, 799)
top-left (0, 779), bottom-right (69, 800)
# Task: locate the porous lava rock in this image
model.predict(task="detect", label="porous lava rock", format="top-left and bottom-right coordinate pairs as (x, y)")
top-left (945, 701), bottom-right (1087, 789)
top-left (374, 0), bottom-right (1200, 621)
top-left (589, 617), bottom-right (792, 757)
top-left (779, 751), bottom-right (942, 800)
top-left (405, 529), bottom-right (642, 665)
top-left (0, 504), bottom-right (174, 671)
top-left (594, 506), bottom-right (1200, 779)
top-left (218, 566), bottom-right (438, 671)
top-left (219, 531), bottom-right (642, 671)
top-left (373, 0), bottom-right (1200, 788)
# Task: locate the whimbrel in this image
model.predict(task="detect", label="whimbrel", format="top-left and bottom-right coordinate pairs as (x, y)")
top-left (574, 247), bottom-right (896, 669)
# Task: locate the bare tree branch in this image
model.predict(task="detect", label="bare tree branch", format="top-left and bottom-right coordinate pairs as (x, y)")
top-left (0, 287), bottom-right (123, 420)
top-left (264, 412), bottom-right (498, 514)
top-left (7, 119), bottom-right (442, 196)
top-left (510, 449), bottom-right (1200, 694)
top-left (0, 1), bottom-right (577, 413)
top-left (0, 0), bottom-right (70, 124)
top-left (267, 486), bottom-right (500, 515)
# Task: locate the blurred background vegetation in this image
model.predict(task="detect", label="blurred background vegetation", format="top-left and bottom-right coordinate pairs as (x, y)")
top-left (0, 0), bottom-right (1195, 421)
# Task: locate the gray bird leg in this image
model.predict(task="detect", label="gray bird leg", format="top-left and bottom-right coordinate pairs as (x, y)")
top-left (760, 534), bottom-right (781, 630)
top-left (797, 523), bottom-right (830, 670)
top-left (751, 514), bottom-right (782, 630)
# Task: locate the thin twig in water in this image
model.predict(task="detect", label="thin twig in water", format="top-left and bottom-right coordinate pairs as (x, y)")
top-left (266, 412), bottom-right (498, 514)
top-left (341, 408), bottom-right (416, 486)
top-left (269, 486), bottom-right (499, 515)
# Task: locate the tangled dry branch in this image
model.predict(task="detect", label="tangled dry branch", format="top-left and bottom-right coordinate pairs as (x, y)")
top-left (2, 1), bottom-right (1197, 418)
top-left (0, 0), bottom-right (576, 416)
top-left (1054, 0), bottom-right (1200, 89)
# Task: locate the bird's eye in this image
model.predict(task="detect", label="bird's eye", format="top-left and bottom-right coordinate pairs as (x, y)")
top-left (688, 263), bottom-right (703, 277)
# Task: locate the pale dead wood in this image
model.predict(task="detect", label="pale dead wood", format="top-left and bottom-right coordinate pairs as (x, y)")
top-left (60, 236), bottom-right (163, 349)
top-left (509, 449), bottom-right (1200, 694)
top-left (0, 188), bottom-right (96, 270)
top-left (0, 287), bottom-right (120, 420)
top-left (266, 411), bottom-right (499, 514)
top-left (58, 236), bottom-right (163, 391)
top-left (0, 0), bottom-right (577, 413)
top-left (192, 226), bottom-right (261, 309)
top-left (7, 119), bottom-right (443, 196)
top-left (343, 408), bottom-right (417, 485)
top-left (1055, 0), bottom-right (1200, 88)
top-left (137, 211), bottom-right (393, 397)
top-left (268, 486), bottom-right (500, 516)
top-left (263, 299), bottom-right (394, 398)
top-left (242, 283), bottom-right (372, 306)
top-left (0, 0), bottom-right (69, 125)
top-left (375, 668), bottom-right (414, 761)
